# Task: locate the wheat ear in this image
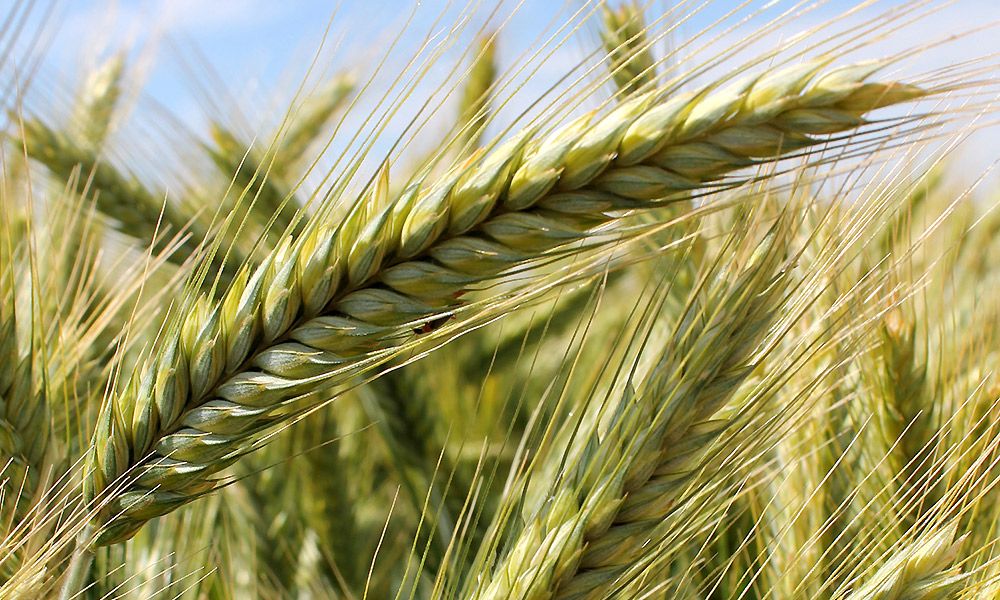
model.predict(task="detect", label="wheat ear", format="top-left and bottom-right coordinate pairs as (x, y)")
top-left (872, 307), bottom-right (936, 524)
top-left (73, 52), bottom-right (126, 149)
top-left (843, 523), bottom-right (967, 600)
top-left (600, 1), bottom-right (658, 96)
top-left (364, 371), bottom-right (460, 571)
top-left (468, 217), bottom-right (791, 600)
top-left (206, 122), bottom-right (298, 240)
top-left (298, 410), bottom-right (366, 590)
top-left (0, 274), bottom-right (50, 580)
top-left (456, 34), bottom-right (498, 152)
top-left (16, 118), bottom-right (201, 265)
top-left (275, 73), bottom-right (355, 174)
top-left (202, 73), bottom-right (354, 247)
top-left (82, 61), bottom-right (925, 546)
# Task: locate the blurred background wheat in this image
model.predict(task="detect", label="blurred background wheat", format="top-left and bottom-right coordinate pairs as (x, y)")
top-left (1, 1), bottom-right (999, 598)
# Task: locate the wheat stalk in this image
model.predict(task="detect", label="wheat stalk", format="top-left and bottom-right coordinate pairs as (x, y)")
top-left (76, 61), bottom-right (926, 550)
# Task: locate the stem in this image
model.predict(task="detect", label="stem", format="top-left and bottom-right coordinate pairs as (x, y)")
top-left (58, 524), bottom-right (95, 600)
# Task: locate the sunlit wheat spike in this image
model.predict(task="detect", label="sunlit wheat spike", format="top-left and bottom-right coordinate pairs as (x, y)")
top-left (0, 354), bottom-right (48, 513)
top-left (298, 410), bottom-right (366, 591)
top-left (467, 215), bottom-right (791, 600)
top-left (364, 370), bottom-right (459, 572)
top-left (16, 118), bottom-right (202, 266)
top-left (73, 52), bottom-right (126, 149)
top-left (276, 72), bottom-right (355, 174)
top-left (0, 2), bottom-right (996, 597)
top-left (871, 306), bottom-right (937, 525)
top-left (239, 445), bottom-right (311, 592)
top-left (843, 523), bottom-right (967, 600)
top-left (600, 1), bottom-right (657, 96)
top-left (0, 267), bottom-right (49, 581)
top-left (206, 122), bottom-right (298, 239)
top-left (456, 33), bottom-right (498, 152)
top-left (81, 60), bottom-right (926, 547)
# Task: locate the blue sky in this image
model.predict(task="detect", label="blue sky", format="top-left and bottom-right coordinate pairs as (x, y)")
top-left (19, 0), bottom-right (1000, 186)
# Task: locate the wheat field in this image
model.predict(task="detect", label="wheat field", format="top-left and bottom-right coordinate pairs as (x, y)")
top-left (1, 0), bottom-right (999, 598)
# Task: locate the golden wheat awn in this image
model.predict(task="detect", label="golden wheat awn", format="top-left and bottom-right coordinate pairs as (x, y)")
top-left (0, 1), bottom-right (997, 598)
